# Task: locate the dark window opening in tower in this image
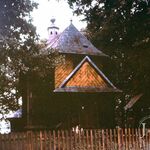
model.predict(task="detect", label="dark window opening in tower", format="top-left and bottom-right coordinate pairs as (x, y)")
top-left (83, 45), bottom-right (88, 48)
top-left (50, 31), bottom-right (52, 35)
top-left (56, 32), bottom-right (57, 35)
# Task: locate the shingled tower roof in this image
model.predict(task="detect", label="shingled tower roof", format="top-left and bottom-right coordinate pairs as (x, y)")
top-left (47, 23), bottom-right (107, 56)
top-left (54, 56), bottom-right (121, 92)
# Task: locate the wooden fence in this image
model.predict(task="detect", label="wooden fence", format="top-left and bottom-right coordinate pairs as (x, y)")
top-left (0, 128), bottom-right (150, 150)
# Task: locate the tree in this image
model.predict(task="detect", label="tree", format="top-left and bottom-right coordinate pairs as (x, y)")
top-left (0, 1), bottom-right (65, 123)
top-left (67, 0), bottom-right (150, 126)
top-left (0, 0), bottom-right (40, 118)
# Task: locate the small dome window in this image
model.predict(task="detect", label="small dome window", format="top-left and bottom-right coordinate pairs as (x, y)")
top-left (50, 31), bottom-right (53, 35)
top-left (83, 45), bottom-right (88, 48)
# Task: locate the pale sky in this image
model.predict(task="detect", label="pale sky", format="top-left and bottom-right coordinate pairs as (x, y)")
top-left (32, 0), bottom-right (87, 39)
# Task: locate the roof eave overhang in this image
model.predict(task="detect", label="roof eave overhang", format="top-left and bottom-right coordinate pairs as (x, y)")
top-left (58, 51), bottom-right (109, 57)
top-left (54, 87), bottom-right (122, 93)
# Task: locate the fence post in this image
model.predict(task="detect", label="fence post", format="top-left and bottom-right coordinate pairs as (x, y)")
top-left (102, 129), bottom-right (105, 150)
top-left (90, 130), bottom-right (93, 150)
top-left (117, 127), bottom-right (121, 150)
top-left (40, 131), bottom-right (43, 150)
top-left (27, 131), bottom-right (33, 150)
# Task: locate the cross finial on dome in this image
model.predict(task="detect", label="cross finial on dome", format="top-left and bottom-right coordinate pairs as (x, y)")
top-left (70, 19), bottom-right (73, 24)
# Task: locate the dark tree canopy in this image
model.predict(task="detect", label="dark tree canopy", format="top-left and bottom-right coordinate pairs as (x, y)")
top-left (67, 0), bottom-right (150, 126)
top-left (0, 0), bottom-right (66, 119)
top-left (0, 0), bottom-right (39, 116)
top-left (68, 0), bottom-right (150, 91)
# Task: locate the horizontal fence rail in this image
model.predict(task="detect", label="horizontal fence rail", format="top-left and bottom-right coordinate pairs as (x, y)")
top-left (0, 128), bottom-right (150, 150)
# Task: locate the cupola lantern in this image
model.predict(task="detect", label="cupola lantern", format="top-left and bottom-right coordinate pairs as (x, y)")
top-left (47, 17), bottom-right (59, 43)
